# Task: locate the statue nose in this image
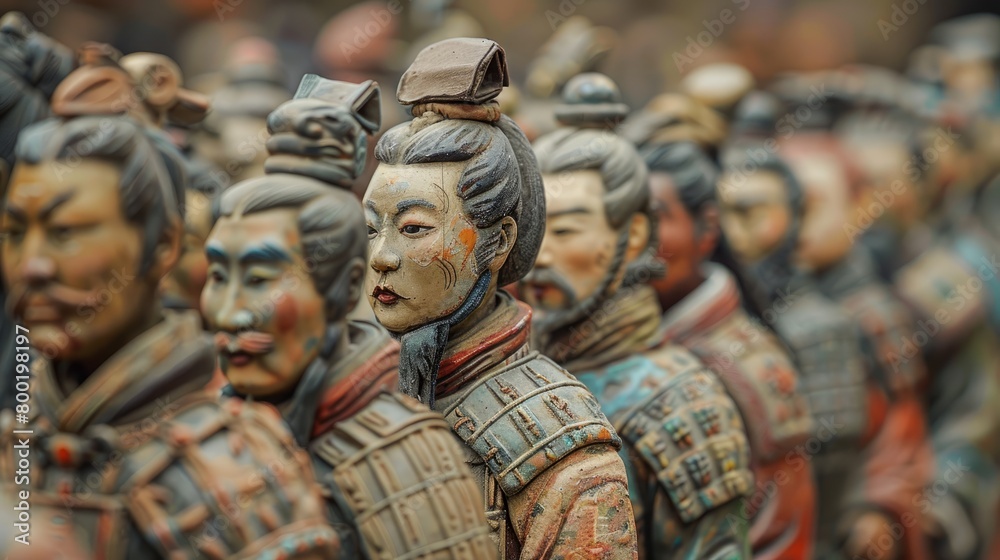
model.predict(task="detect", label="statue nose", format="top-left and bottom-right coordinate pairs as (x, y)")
top-left (21, 256), bottom-right (57, 286)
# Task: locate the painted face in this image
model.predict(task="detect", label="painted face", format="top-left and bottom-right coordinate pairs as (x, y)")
top-left (197, 115), bottom-right (269, 183)
top-left (160, 191), bottom-right (212, 310)
top-left (717, 170), bottom-right (790, 264)
top-left (200, 208), bottom-right (326, 398)
top-left (363, 161), bottom-right (481, 333)
top-left (648, 172), bottom-right (702, 306)
top-left (852, 141), bottom-right (923, 230)
top-left (2, 160), bottom-right (154, 363)
top-left (787, 154), bottom-right (854, 272)
top-left (521, 170), bottom-right (617, 320)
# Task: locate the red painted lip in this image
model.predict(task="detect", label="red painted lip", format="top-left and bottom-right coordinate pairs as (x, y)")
top-left (225, 350), bottom-right (253, 367)
top-left (373, 286), bottom-right (401, 305)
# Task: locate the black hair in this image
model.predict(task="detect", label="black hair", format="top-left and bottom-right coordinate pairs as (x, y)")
top-left (14, 115), bottom-right (184, 274)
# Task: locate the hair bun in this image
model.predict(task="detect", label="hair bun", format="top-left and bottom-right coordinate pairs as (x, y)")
top-left (397, 38), bottom-right (509, 122)
top-left (554, 72), bottom-right (628, 128)
top-left (264, 74), bottom-right (381, 189)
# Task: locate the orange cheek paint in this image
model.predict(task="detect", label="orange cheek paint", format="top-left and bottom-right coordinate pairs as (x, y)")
top-left (274, 294), bottom-right (299, 333)
top-left (459, 227), bottom-right (477, 258)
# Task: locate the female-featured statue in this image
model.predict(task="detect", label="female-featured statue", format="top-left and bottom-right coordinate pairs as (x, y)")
top-left (201, 74), bottom-right (495, 559)
top-left (363, 38), bottom-right (637, 559)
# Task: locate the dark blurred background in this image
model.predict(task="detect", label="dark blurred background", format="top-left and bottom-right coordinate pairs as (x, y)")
top-left (3, 0), bottom-right (999, 109)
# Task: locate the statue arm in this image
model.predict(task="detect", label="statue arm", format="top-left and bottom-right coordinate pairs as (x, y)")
top-left (506, 443), bottom-right (638, 559)
top-left (841, 385), bottom-right (934, 559)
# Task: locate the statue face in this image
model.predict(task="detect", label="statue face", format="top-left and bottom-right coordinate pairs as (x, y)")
top-left (198, 115), bottom-right (269, 183)
top-left (363, 161), bottom-right (481, 333)
top-left (717, 170), bottom-right (790, 263)
top-left (160, 191), bottom-right (212, 310)
top-left (521, 170), bottom-right (617, 319)
top-left (852, 141), bottom-right (923, 230)
top-left (788, 154), bottom-right (853, 271)
top-left (648, 172), bottom-right (702, 305)
top-left (201, 208), bottom-right (326, 398)
top-left (2, 160), bottom-right (154, 362)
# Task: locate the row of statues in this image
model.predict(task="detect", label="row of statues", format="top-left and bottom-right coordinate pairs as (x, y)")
top-left (1, 9), bottom-right (1000, 560)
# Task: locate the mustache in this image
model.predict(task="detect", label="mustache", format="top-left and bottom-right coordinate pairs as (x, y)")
top-left (214, 331), bottom-right (276, 355)
top-left (520, 269), bottom-right (577, 305)
top-left (6, 284), bottom-right (102, 319)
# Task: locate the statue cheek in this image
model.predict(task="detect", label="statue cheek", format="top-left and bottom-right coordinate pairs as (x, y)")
top-left (406, 231), bottom-right (445, 267)
top-left (273, 294), bottom-right (300, 333)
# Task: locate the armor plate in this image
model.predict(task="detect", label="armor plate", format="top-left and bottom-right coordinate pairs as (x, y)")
top-left (311, 392), bottom-right (494, 560)
top-left (442, 351), bottom-right (620, 496)
top-left (1, 395), bottom-right (339, 560)
top-left (686, 306), bottom-right (813, 462)
top-left (613, 348), bottom-right (753, 524)
top-left (777, 291), bottom-right (868, 447)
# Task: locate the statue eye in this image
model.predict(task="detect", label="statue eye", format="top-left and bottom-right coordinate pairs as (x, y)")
top-left (400, 224), bottom-right (432, 236)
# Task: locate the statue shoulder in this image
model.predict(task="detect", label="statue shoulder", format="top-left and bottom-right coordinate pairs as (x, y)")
top-left (615, 345), bottom-right (754, 524)
top-left (895, 243), bottom-right (985, 341)
top-left (442, 352), bottom-right (621, 496)
top-left (833, 278), bottom-right (927, 393)
top-left (685, 307), bottom-right (813, 461)
top-left (117, 395), bottom-right (340, 558)
top-left (310, 392), bottom-right (494, 560)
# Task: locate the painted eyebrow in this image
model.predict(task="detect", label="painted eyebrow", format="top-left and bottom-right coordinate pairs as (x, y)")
top-left (4, 204), bottom-right (27, 222)
top-left (39, 190), bottom-right (77, 220)
top-left (238, 242), bottom-right (292, 263)
top-left (396, 198), bottom-right (437, 213)
top-left (205, 243), bottom-right (228, 262)
top-left (3, 191), bottom-right (76, 222)
top-left (547, 207), bottom-right (592, 218)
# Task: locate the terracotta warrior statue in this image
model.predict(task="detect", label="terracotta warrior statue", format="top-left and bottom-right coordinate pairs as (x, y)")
top-left (781, 137), bottom-right (933, 558)
top-left (521, 73), bottom-right (754, 558)
top-left (718, 153), bottom-right (933, 560)
top-left (193, 45), bottom-right (290, 184)
top-left (201, 73), bottom-right (495, 559)
top-left (0, 12), bottom-right (75, 411)
top-left (0, 63), bottom-right (339, 558)
top-left (363, 38), bottom-right (637, 559)
top-left (117, 51), bottom-right (228, 315)
top-left (841, 109), bottom-right (1000, 560)
top-left (632, 136), bottom-right (817, 557)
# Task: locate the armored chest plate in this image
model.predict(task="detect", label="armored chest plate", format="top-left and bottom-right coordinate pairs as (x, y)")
top-left (311, 392), bottom-right (493, 560)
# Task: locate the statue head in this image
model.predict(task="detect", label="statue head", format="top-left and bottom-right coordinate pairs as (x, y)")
top-left (639, 141), bottom-right (721, 309)
top-left (780, 136), bottom-right (863, 273)
top-left (363, 38), bottom-right (544, 405)
top-left (201, 75), bottom-right (378, 402)
top-left (521, 73), bottom-right (658, 344)
top-left (0, 12), bottom-right (74, 169)
top-left (717, 153), bottom-right (804, 306)
top-left (2, 64), bottom-right (184, 368)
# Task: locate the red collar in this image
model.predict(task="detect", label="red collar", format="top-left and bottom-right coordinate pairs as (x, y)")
top-left (435, 294), bottom-right (532, 398)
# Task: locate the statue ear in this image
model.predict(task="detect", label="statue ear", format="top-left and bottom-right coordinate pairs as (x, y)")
top-left (625, 212), bottom-right (651, 263)
top-left (152, 213), bottom-right (183, 282)
top-left (345, 256), bottom-right (365, 314)
top-left (488, 216), bottom-right (518, 274)
top-left (696, 203), bottom-right (720, 260)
